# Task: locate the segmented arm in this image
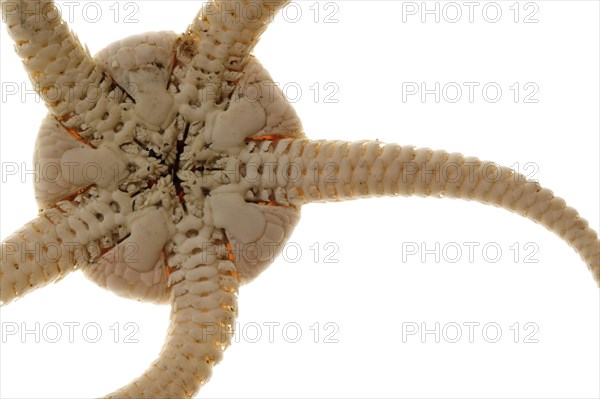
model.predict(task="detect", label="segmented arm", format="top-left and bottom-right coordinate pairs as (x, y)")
top-left (244, 139), bottom-right (600, 284)
top-left (0, 0), bottom-right (104, 124)
top-left (175, 0), bottom-right (290, 108)
top-left (1, 189), bottom-right (134, 304)
top-left (103, 216), bottom-right (239, 398)
top-left (188, 0), bottom-right (290, 69)
top-left (1, 209), bottom-right (79, 305)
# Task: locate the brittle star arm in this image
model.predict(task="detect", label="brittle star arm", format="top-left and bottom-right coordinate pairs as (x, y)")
top-left (0, 0), bottom-right (105, 128)
top-left (103, 219), bottom-right (239, 398)
top-left (0, 190), bottom-right (131, 305)
top-left (187, 0), bottom-right (290, 72)
top-left (247, 138), bottom-right (600, 284)
top-left (0, 208), bottom-right (79, 305)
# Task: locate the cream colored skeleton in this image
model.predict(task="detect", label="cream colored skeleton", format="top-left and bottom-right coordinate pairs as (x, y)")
top-left (0, 0), bottom-right (598, 397)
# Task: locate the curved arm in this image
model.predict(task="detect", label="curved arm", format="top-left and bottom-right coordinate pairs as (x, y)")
top-left (1, 0), bottom-right (104, 125)
top-left (251, 139), bottom-right (599, 284)
top-left (103, 219), bottom-right (239, 398)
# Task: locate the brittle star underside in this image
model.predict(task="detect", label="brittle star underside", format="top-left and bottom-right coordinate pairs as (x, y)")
top-left (1, 0), bottom-right (600, 399)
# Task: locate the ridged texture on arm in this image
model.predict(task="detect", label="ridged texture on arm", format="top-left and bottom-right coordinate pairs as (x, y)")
top-left (103, 218), bottom-right (239, 398)
top-left (1, 190), bottom-right (132, 305)
top-left (1, 0), bottom-right (104, 121)
top-left (175, 0), bottom-right (290, 107)
top-left (189, 0), bottom-right (289, 70)
top-left (1, 209), bottom-right (78, 305)
top-left (259, 139), bottom-right (599, 284)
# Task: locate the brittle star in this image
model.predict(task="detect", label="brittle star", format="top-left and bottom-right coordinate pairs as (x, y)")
top-left (3, 0), bottom-right (597, 399)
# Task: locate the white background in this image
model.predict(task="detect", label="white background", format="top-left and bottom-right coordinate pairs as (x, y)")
top-left (1, 1), bottom-right (599, 398)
